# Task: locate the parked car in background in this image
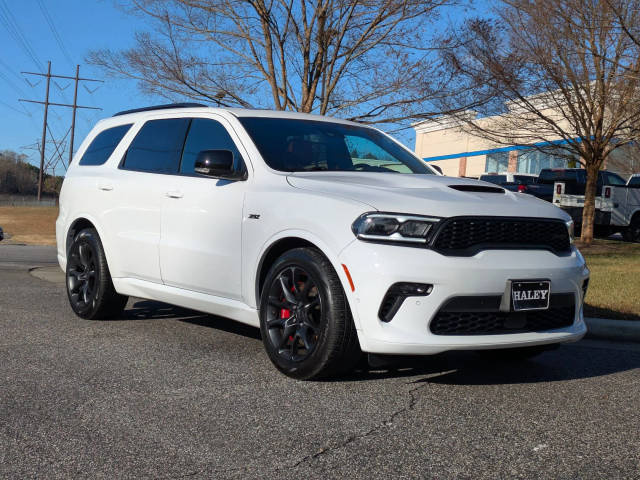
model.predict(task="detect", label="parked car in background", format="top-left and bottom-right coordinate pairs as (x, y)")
top-left (479, 173), bottom-right (538, 193)
top-left (627, 174), bottom-right (640, 187)
top-left (525, 168), bottom-right (627, 202)
top-left (0, 226), bottom-right (3, 241)
top-left (56, 104), bottom-right (588, 380)
top-left (552, 171), bottom-right (640, 241)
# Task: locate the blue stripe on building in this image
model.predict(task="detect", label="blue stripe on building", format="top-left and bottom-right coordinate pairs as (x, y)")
top-left (422, 138), bottom-right (581, 162)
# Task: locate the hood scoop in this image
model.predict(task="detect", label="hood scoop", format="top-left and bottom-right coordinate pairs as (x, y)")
top-left (448, 184), bottom-right (505, 194)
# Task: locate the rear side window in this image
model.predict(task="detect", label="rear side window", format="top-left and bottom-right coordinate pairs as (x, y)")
top-left (604, 172), bottom-right (626, 185)
top-left (180, 119), bottom-right (245, 174)
top-left (538, 169), bottom-right (583, 184)
top-left (514, 175), bottom-right (536, 185)
top-left (629, 177), bottom-right (640, 187)
top-left (78, 124), bottom-right (132, 166)
top-left (480, 175), bottom-right (506, 184)
top-left (122, 118), bottom-right (190, 173)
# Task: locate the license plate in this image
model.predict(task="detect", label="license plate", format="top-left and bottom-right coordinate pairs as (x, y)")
top-left (511, 280), bottom-right (551, 311)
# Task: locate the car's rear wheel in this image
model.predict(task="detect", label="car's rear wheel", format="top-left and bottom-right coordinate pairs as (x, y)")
top-left (66, 228), bottom-right (128, 319)
top-left (259, 248), bottom-right (361, 380)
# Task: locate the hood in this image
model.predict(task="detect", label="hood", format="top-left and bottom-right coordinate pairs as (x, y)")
top-left (286, 172), bottom-right (569, 220)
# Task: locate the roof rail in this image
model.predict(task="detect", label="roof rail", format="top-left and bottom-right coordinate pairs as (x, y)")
top-left (113, 103), bottom-right (208, 117)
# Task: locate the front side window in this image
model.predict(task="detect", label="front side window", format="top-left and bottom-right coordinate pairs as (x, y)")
top-left (122, 118), bottom-right (190, 173)
top-left (237, 117), bottom-right (431, 174)
top-left (629, 176), bottom-right (640, 187)
top-left (180, 119), bottom-right (245, 174)
top-left (78, 124), bottom-right (132, 166)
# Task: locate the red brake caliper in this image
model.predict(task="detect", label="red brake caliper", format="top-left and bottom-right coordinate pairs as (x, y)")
top-left (280, 308), bottom-right (294, 341)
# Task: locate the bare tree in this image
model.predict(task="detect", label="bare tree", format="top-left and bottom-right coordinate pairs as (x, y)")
top-left (436, 0), bottom-right (640, 245)
top-left (88, 0), bottom-right (459, 125)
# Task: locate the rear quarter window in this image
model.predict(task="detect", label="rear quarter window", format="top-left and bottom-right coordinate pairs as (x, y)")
top-left (78, 124), bottom-right (132, 166)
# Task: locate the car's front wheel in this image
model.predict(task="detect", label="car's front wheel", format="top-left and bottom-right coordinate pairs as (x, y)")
top-left (259, 248), bottom-right (361, 380)
top-left (66, 228), bottom-right (128, 320)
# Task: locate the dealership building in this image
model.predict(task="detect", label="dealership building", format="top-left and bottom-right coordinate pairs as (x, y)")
top-left (413, 112), bottom-right (639, 178)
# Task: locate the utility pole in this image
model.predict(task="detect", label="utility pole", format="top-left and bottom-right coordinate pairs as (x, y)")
top-left (37, 61), bottom-right (51, 201)
top-left (69, 65), bottom-right (80, 169)
top-left (20, 62), bottom-right (103, 200)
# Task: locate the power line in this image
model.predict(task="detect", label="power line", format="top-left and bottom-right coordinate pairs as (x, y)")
top-left (37, 0), bottom-right (74, 68)
top-left (0, 0), bottom-right (45, 72)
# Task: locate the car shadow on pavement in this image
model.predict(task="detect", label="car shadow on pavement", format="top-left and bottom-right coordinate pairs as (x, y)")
top-left (121, 300), bottom-right (639, 385)
top-left (339, 344), bottom-right (640, 385)
top-left (122, 299), bottom-right (261, 340)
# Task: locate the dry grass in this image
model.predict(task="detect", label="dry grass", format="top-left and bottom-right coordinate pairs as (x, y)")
top-left (0, 206), bottom-right (58, 246)
top-left (577, 238), bottom-right (640, 321)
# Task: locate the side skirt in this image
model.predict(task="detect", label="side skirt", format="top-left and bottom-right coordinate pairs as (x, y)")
top-left (112, 277), bottom-right (260, 327)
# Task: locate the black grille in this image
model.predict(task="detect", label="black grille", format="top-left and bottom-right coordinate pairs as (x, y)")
top-left (430, 217), bottom-right (571, 256)
top-left (429, 294), bottom-right (575, 335)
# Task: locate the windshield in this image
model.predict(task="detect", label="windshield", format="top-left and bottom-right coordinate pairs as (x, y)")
top-left (238, 117), bottom-right (432, 174)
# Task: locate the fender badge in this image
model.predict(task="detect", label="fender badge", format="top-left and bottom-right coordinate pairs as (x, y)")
top-left (248, 214), bottom-right (261, 219)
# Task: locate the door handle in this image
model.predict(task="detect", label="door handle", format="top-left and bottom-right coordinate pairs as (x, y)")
top-left (98, 183), bottom-right (113, 191)
top-left (166, 190), bottom-right (184, 199)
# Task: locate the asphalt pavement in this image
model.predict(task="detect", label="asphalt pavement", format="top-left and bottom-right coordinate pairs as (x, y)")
top-left (1, 244), bottom-right (639, 479)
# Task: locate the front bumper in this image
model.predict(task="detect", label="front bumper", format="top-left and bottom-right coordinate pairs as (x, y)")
top-left (339, 242), bottom-right (589, 355)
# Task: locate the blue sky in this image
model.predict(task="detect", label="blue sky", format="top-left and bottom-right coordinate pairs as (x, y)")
top-left (0, 0), bottom-right (166, 173)
top-left (0, 1), bottom-right (485, 174)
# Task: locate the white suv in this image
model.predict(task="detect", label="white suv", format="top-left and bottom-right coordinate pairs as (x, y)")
top-left (56, 104), bottom-right (589, 379)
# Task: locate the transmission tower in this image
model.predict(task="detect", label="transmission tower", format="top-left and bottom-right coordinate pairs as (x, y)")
top-left (19, 61), bottom-right (103, 200)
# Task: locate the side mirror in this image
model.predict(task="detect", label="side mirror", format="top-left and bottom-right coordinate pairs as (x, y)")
top-left (194, 150), bottom-right (245, 180)
top-left (430, 164), bottom-right (443, 175)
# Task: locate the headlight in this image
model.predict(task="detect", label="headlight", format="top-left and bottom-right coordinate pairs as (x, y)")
top-left (566, 219), bottom-right (575, 244)
top-left (352, 213), bottom-right (440, 245)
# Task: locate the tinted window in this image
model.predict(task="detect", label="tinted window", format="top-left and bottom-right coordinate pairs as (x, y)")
top-left (629, 176), bottom-right (640, 187)
top-left (122, 118), bottom-right (190, 173)
top-left (480, 175), bottom-right (507, 184)
top-left (238, 117), bottom-right (430, 174)
top-left (78, 124), bottom-right (132, 166)
top-left (514, 175), bottom-right (536, 185)
top-left (180, 119), bottom-right (244, 174)
top-left (604, 172), bottom-right (626, 185)
top-left (538, 169), bottom-right (584, 184)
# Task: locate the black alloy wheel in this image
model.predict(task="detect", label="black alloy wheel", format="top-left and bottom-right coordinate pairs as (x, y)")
top-left (264, 265), bottom-right (323, 363)
top-left (67, 241), bottom-right (98, 310)
top-left (259, 248), bottom-right (361, 380)
top-left (66, 228), bottom-right (128, 319)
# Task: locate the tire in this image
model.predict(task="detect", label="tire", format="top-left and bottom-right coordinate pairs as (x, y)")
top-left (477, 344), bottom-right (557, 362)
top-left (259, 247), bottom-right (361, 380)
top-left (66, 228), bottom-right (128, 319)
top-left (623, 215), bottom-right (640, 243)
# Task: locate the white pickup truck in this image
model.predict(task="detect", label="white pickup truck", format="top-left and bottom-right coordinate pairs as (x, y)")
top-left (553, 172), bottom-right (640, 242)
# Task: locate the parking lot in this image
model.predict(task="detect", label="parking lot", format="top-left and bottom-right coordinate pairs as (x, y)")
top-left (1, 245), bottom-right (639, 478)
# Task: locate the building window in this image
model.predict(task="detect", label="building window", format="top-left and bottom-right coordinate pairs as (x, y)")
top-left (485, 152), bottom-right (509, 173)
top-left (517, 148), bottom-right (571, 174)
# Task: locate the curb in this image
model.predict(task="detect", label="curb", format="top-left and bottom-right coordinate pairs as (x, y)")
top-left (585, 317), bottom-right (640, 342)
